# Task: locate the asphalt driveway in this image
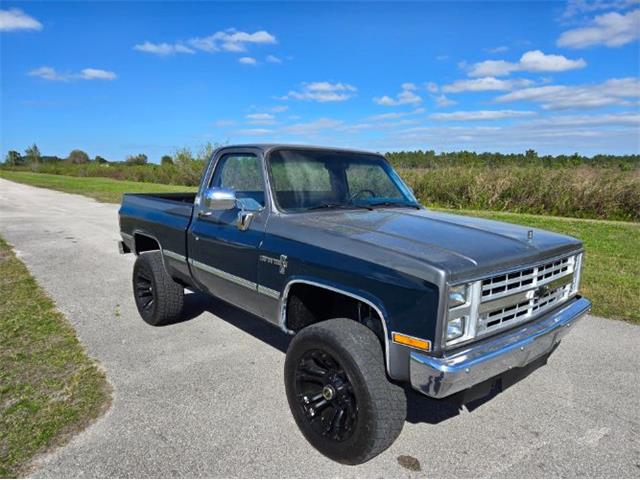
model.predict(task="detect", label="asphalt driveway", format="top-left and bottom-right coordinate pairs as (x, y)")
top-left (1, 178), bottom-right (638, 478)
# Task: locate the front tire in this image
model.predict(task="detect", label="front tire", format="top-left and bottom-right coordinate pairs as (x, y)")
top-left (132, 251), bottom-right (184, 326)
top-left (284, 318), bottom-right (406, 465)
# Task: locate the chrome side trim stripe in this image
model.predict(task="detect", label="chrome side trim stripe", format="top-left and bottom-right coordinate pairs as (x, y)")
top-left (257, 285), bottom-right (281, 299)
top-left (163, 249), bottom-right (187, 263)
top-left (189, 259), bottom-right (257, 290)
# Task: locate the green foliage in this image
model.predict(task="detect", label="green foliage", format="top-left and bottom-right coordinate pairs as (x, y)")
top-left (4, 151), bottom-right (22, 166)
top-left (401, 165), bottom-right (640, 221)
top-left (67, 149), bottom-right (90, 164)
top-left (24, 144), bottom-right (41, 171)
top-left (125, 153), bottom-right (148, 165)
top-left (2, 147), bottom-right (638, 220)
top-left (160, 155), bottom-right (173, 166)
top-left (94, 155), bottom-right (108, 164)
top-left (385, 150), bottom-right (640, 169)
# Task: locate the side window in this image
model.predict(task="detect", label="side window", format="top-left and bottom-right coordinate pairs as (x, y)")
top-left (211, 153), bottom-right (265, 210)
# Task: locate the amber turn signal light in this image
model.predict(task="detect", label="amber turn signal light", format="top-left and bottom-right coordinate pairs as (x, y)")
top-left (392, 332), bottom-right (431, 351)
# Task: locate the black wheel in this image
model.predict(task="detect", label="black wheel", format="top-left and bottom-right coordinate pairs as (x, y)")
top-left (132, 251), bottom-right (184, 326)
top-left (284, 318), bottom-right (406, 465)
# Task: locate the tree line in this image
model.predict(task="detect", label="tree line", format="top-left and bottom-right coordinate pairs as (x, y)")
top-left (5, 144), bottom-right (639, 170)
top-left (3, 144), bottom-right (174, 167)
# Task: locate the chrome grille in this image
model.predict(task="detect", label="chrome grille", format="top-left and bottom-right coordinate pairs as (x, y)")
top-left (481, 256), bottom-right (572, 302)
top-left (479, 283), bottom-right (572, 333)
top-left (476, 254), bottom-right (577, 336)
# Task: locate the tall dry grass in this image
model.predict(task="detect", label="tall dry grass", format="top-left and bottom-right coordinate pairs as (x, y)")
top-left (400, 165), bottom-right (640, 221)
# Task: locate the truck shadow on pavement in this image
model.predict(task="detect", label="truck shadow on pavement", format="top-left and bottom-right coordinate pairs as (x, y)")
top-left (176, 291), bottom-right (552, 426)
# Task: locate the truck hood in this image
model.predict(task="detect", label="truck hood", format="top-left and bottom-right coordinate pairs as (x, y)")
top-left (286, 208), bottom-right (582, 280)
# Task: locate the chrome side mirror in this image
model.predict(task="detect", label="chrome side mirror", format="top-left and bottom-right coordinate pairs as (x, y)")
top-left (202, 187), bottom-right (237, 211)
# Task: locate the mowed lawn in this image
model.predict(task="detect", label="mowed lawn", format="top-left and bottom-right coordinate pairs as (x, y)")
top-left (1, 170), bottom-right (638, 324)
top-left (0, 236), bottom-right (110, 477)
top-left (0, 170), bottom-right (197, 203)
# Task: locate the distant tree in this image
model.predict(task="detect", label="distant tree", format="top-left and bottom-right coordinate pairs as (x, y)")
top-left (4, 150), bottom-right (22, 166)
top-left (24, 144), bottom-right (41, 166)
top-left (525, 149), bottom-right (538, 160)
top-left (94, 155), bottom-right (108, 164)
top-left (197, 142), bottom-right (216, 162)
top-left (160, 155), bottom-right (174, 166)
top-left (125, 153), bottom-right (148, 165)
top-left (174, 148), bottom-right (194, 166)
top-left (68, 149), bottom-right (90, 164)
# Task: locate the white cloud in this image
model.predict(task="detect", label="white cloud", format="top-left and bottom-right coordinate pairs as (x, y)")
top-left (238, 56), bottom-right (257, 65)
top-left (373, 84), bottom-right (423, 106)
top-left (496, 77), bottom-right (640, 109)
top-left (0, 8), bottom-right (42, 31)
top-left (523, 112), bottom-right (640, 127)
top-left (246, 113), bottom-right (275, 124)
top-left (266, 54), bottom-right (282, 63)
top-left (367, 108), bottom-right (425, 121)
top-left (28, 66), bottom-right (117, 81)
top-left (28, 67), bottom-right (65, 81)
top-left (281, 82), bottom-right (357, 102)
top-left (443, 77), bottom-right (533, 93)
top-left (135, 29), bottom-right (276, 56)
top-left (188, 29), bottom-right (276, 53)
top-left (433, 94), bottom-right (457, 107)
top-left (430, 110), bottom-right (536, 121)
top-left (269, 105), bottom-right (288, 112)
top-left (134, 41), bottom-right (195, 56)
top-left (468, 50), bottom-right (586, 77)
top-left (557, 9), bottom-right (640, 48)
top-left (561, 0), bottom-right (639, 18)
top-left (79, 68), bottom-right (117, 80)
top-left (389, 122), bottom-right (639, 154)
top-left (234, 128), bottom-right (274, 136)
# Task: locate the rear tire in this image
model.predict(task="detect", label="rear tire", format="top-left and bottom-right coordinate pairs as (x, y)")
top-left (284, 318), bottom-right (406, 465)
top-left (132, 251), bottom-right (184, 326)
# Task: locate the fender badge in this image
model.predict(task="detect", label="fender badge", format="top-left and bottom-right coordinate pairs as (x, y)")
top-left (259, 254), bottom-right (288, 275)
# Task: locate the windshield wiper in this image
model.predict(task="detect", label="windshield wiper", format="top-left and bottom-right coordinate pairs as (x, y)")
top-left (368, 201), bottom-right (421, 210)
top-left (307, 202), bottom-right (373, 211)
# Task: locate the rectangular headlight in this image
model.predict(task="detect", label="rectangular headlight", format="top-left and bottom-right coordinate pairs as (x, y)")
top-left (448, 284), bottom-right (468, 308)
top-left (445, 281), bottom-right (481, 347)
top-left (446, 316), bottom-right (466, 341)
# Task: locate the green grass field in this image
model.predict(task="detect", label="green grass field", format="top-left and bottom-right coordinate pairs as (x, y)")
top-left (0, 236), bottom-right (111, 477)
top-left (0, 170), bottom-right (197, 203)
top-left (1, 170), bottom-right (638, 324)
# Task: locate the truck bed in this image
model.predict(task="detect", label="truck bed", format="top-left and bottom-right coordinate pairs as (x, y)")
top-left (119, 192), bottom-right (196, 283)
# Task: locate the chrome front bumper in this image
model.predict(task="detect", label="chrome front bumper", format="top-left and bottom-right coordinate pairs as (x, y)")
top-left (410, 297), bottom-right (591, 398)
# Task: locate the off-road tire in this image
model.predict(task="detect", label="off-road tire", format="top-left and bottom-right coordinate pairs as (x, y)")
top-left (132, 251), bottom-right (184, 326)
top-left (284, 318), bottom-right (406, 464)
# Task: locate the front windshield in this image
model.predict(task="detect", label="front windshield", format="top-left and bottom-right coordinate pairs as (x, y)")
top-left (267, 149), bottom-right (418, 212)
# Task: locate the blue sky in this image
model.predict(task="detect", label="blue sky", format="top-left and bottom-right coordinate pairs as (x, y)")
top-left (1, 1), bottom-right (639, 162)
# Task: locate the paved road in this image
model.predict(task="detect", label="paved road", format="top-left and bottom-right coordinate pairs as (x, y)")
top-left (1, 178), bottom-right (639, 478)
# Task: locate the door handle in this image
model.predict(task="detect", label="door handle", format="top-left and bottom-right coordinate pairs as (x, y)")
top-left (237, 211), bottom-right (255, 231)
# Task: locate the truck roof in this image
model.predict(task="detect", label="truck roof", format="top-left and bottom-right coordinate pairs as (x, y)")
top-left (217, 143), bottom-right (382, 156)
